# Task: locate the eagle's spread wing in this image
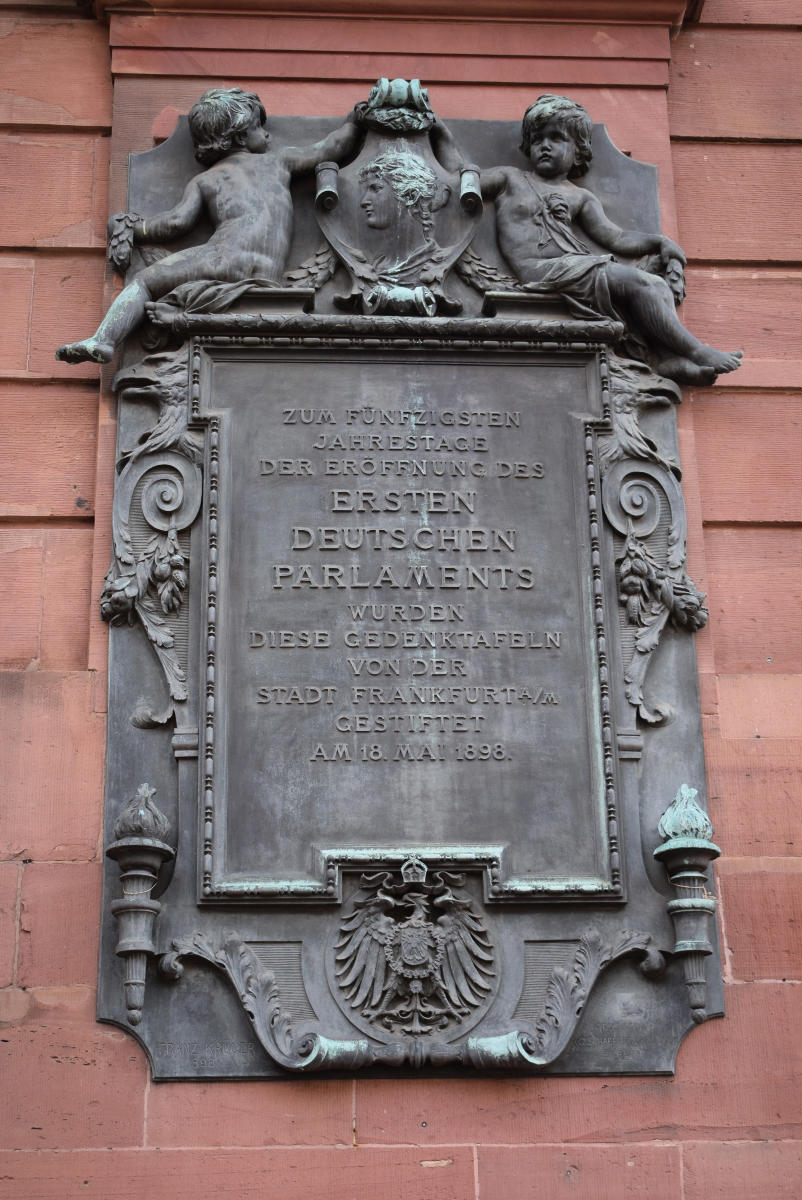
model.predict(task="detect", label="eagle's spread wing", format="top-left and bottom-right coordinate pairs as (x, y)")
top-left (434, 890), bottom-right (495, 1011)
top-left (334, 896), bottom-right (395, 1014)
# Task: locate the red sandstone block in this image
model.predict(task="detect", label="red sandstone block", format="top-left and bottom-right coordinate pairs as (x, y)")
top-left (90, 669), bottom-right (107, 716)
top-left (698, 673), bottom-right (719, 718)
top-left (704, 528), bottom-right (801, 580)
top-left (0, 19), bottom-right (112, 129)
top-left (672, 144), bottom-right (802, 264)
top-left (29, 253), bottom-right (107, 380)
top-left (40, 528), bottom-right (94, 671)
top-left (703, 729), bottom-right (800, 856)
top-left (717, 859), bottom-right (802, 981)
top-left (674, 423), bottom-right (715, 676)
top-left (0, 985), bottom-right (145, 1150)
top-left (0, 531), bottom-right (44, 668)
top-left (18, 863), bottom-right (102, 987)
top-left (681, 269), bottom-right (802, 366)
top-left (112, 46), bottom-right (669, 90)
top-left (92, 137), bottom-right (110, 245)
top-left (684, 1139), bottom-right (802, 1200)
top-left (477, 1144), bottom-right (681, 1200)
top-left (0, 672), bottom-right (104, 861)
top-left (151, 105), bottom-right (183, 142)
top-left (0, 1146), bottom-right (475, 1199)
top-left (0, 255), bottom-right (33, 372)
top-left (702, 0), bottom-right (802, 20)
top-left (0, 135), bottom-right (106, 248)
top-left (703, 529), bottom-right (802, 676)
top-left (86, 415), bottom-right (115, 678)
top-left (0, 986), bottom-right (30, 1023)
top-left (355, 983), bottom-right (800, 1144)
top-left (669, 29), bottom-right (802, 139)
top-left (717, 675), bottom-right (800, 739)
top-left (0, 528), bottom-right (93, 672)
top-left (146, 1078), bottom-right (353, 1147)
top-left (110, 13), bottom-right (669, 59)
top-left (691, 392), bottom-right (801, 525)
top-left (0, 863), bottom-right (20, 987)
top-left (717, 359), bottom-right (800, 390)
top-left (0, 383), bottom-right (98, 519)
top-left (87, 423), bottom-right (116, 676)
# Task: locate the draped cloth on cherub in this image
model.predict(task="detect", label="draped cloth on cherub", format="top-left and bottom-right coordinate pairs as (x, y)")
top-left (518, 190), bottom-right (621, 323)
top-left (147, 277), bottom-right (281, 316)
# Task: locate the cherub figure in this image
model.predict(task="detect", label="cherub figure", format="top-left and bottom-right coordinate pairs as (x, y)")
top-left (434, 94), bottom-right (742, 385)
top-left (56, 88), bottom-right (361, 364)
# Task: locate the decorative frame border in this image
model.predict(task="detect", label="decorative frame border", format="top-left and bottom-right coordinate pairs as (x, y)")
top-left (186, 319), bottom-right (625, 903)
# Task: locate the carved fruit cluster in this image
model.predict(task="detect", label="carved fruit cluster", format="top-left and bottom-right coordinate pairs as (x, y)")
top-left (619, 533), bottom-right (707, 633)
top-left (101, 527), bottom-right (187, 626)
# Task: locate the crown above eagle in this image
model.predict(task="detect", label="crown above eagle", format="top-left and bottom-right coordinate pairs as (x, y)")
top-left (400, 856), bottom-right (428, 883)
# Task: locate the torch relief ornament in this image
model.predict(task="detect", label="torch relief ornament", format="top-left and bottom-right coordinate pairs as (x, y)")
top-left (654, 785), bottom-right (721, 1023)
top-left (106, 784), bottom-right (175, 1026)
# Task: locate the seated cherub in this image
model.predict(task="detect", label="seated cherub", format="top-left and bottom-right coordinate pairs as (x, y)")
top-left (433, 94), bottom-right (741, 386)
top-left (56, 87), bottom-right (360, 364)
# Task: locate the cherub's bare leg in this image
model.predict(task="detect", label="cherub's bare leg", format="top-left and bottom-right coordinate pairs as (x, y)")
top-left (606, 263), bottom-right (742, 383)
top-left (56, 279), bottom-right (150, 364)
top-left (56, 244), bottom-right (232, 365)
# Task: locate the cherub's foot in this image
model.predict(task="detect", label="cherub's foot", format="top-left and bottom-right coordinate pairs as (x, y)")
top-left (144, 300), bottom-right (178, 327)
top-left (690, 346), bottom-right (743, 376)
top-left (55, 338), bottom-right (115, 364)
top-left (656, 347), bottom-right (743, 386)
top-left (654, 356), bottom-right (717, 386)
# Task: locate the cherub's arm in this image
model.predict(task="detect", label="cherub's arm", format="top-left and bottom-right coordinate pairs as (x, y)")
top-left (428, 115), bottom-right (463, 172)
top-left (577, 190), bottom-right (685, 265)
top-left (429, 115), bottom-right (508, 199)
top-left (282, 114), bottom-right (362, 175)
top-left (107, 177), bottom-right (205, 272)
top-left (133, 177), bottom-right (205, 242)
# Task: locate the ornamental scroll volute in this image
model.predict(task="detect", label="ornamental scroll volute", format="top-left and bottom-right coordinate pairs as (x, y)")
top-left (101, 352), bottom-right (202, 727)
top-left (55, 81), bottom-right (734, 1078)
top-left (600, 355), bottom-right (708, 726)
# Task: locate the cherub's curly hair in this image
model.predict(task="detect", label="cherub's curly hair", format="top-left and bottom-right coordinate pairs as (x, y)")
top-left (359, 150), bottom-right (439, 237)
top-left (520, 94), bottom-right (593, 179)
top-left (188, 87), bottom-right (267, 166)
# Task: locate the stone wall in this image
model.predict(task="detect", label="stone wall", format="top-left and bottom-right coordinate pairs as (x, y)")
top-left (0, 0), bottom-right (799, 1195)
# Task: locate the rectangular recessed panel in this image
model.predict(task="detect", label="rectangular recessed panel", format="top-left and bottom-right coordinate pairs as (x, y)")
top-left (200, 351), bottom-right (616, 898)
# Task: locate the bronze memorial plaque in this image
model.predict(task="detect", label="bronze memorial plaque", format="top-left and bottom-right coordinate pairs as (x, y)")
top-left (63, 81), bottom-right (737, 1077)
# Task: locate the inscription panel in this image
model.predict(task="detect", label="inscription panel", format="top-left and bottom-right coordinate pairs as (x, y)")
top-left (199, 349), bottom-right (618, 900)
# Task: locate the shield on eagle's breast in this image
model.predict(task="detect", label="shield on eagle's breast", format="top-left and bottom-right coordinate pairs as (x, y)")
top-left (315, 78), bottom-right (481, 315)
top-left (398, 923), bottom-right (434, 968)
